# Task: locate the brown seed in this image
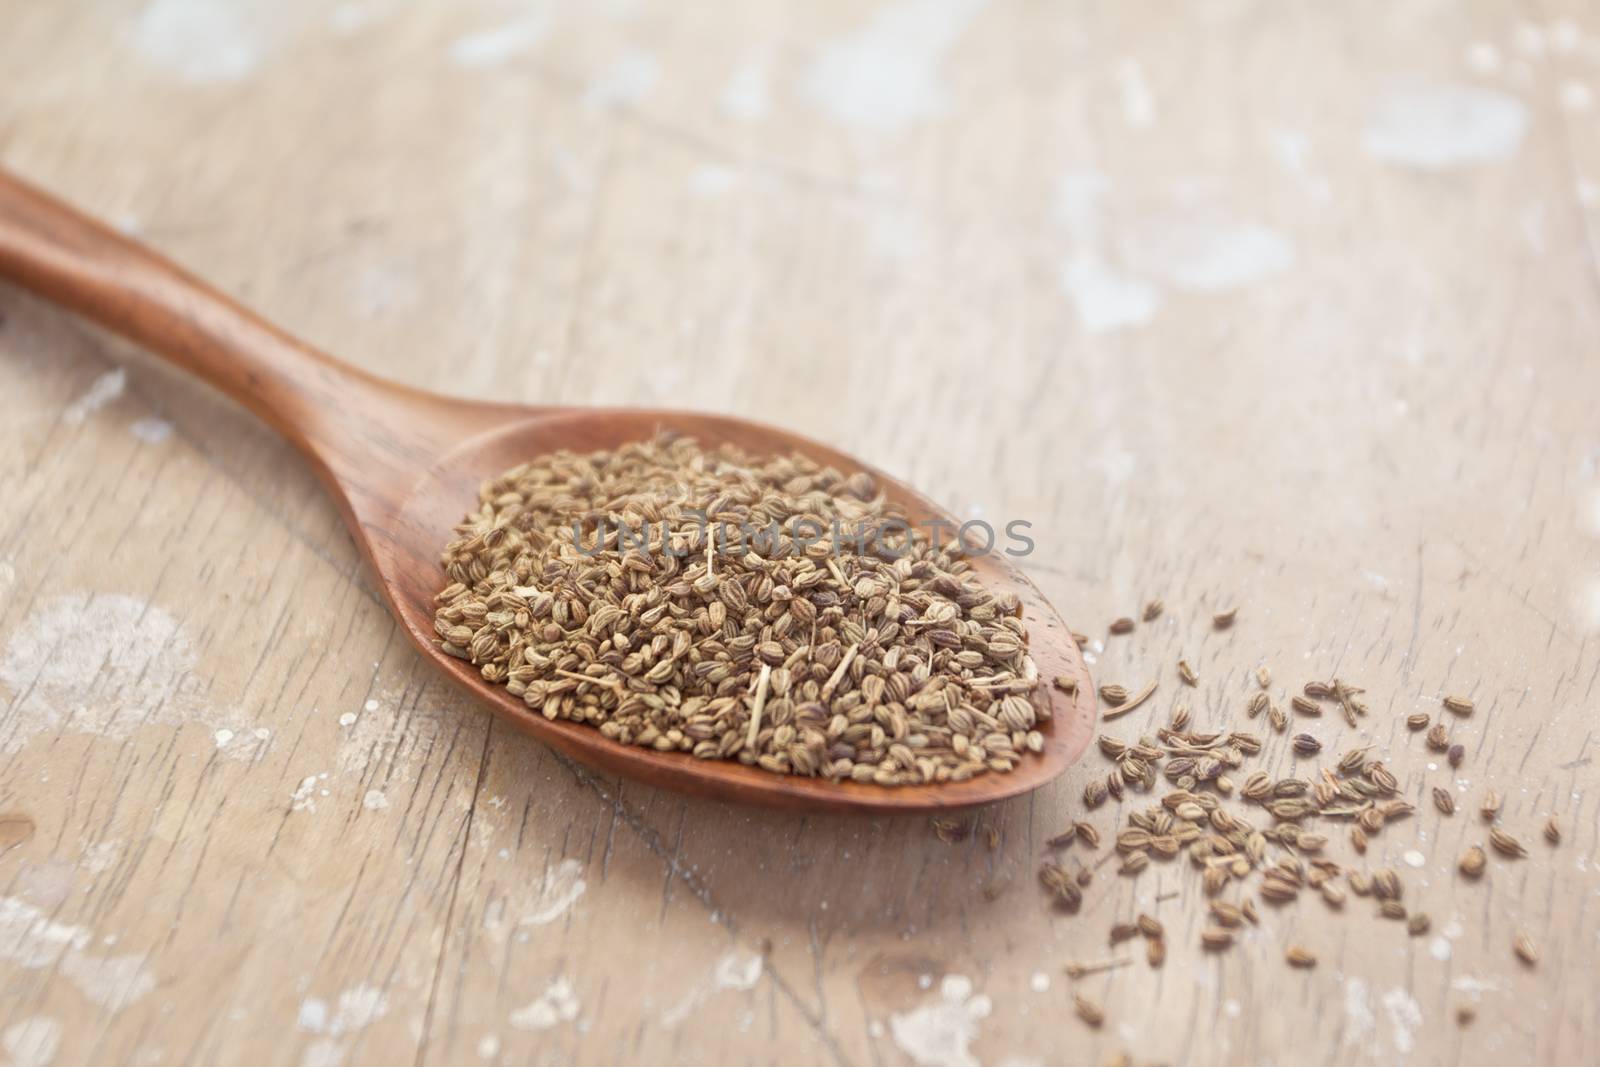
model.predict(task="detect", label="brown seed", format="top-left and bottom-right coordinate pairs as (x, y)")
top-left (1146, 937), bottom-right (1166, 968)
top-left (1303, 681), bottom-right (1334, 699)
top-left (1200, 927), bottom-right (1233, 950)
top-left (1177, 659), bottom-right (1198, 687)
top-left (1142, 599), bottom-right (1163, 622)
top-left (1405, 713), bottom-right (1430, 731)
top-left (1285, 945), bottom-right (1316, 968)
top-left (1443, 695), bottom-right (1474, 716)
top-left (1290, 695), bottom-right (1321, 717)
top-left (1458, 845), bottom-right (1487, 878)
top-left (1513, 933), bottom-right (1538, 966)
top-left (1292, 734), bottom-right (1322, 757)
top-left (1350, 826), bottom-right (1368, 853)
top-left (1544, 816), bottom-right (1560, 844)
top-left (1456, 1005), bottom-right (1476, 1026)
top-left (1109, 617), bottom-right (1135, 635)
top-left (983, 826), bottom-right (1001, 851)
top-left (932, 818), bottom-right (969, 844)
top-left (1378, 900), bottom-right (1408, 921)
top-left (1407, 913), bottom-right (1431, 936)
top-left (1255, 666), bottom-right (1271, 688)
top-left (1099, 684), bottom-right (1129, 705)
top-left (1212, 608), bottom-right (1238, 629)
top-left (1052, 675), bottom-right (1079, 695)
top-left (1447, 744), bottom-right (1464, 768)
top-left (1109, 922), bottom-right (1140, 945)
top-left (1136, 913), bottom-right (1164, 939)
top-left (1489, 828), bottom-right (1526, 859)
top-left (1083, 779), bottom-right (1109, 809)
top-left (1480, 790), bottom-right (1501, 821)
top-left (1268, 704), bottom-right (1288, 732)
top-left (1039, 862), bottom-right (1083, 909)
top-left (1103, 680), bottom-right (1158, 720)
top-left (1432, 787), bottom-right (1455, 815)
top-left (1076, 822), bottom-right (1101, 849)
top-left (1209, 901), bottom-right (1244, 928)
top-left (1426, 723), bottom-right (1450, 751)
top-left (1373, 868), bottom-right (1402, 900)
top-left (1074, 993), bottom-right (1105, 1027)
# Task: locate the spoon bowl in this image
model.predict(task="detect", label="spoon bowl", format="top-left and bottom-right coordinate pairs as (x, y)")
top-left (0, 169), bottom-right (1095, 811)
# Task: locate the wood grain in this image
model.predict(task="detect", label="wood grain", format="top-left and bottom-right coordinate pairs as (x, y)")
top-left (1, 1), bottom-right (1597, 1065)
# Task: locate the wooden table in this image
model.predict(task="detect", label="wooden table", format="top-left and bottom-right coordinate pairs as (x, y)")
top-left (2, 2), bottom-right (1596, 1064)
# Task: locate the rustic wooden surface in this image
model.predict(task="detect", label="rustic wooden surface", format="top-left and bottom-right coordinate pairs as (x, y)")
top-left (1, 2), bottom-right (1597, 1065)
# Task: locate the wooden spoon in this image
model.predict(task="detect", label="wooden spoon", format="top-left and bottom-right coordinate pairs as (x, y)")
top-left (0, 168), bottom-right (1095, 812)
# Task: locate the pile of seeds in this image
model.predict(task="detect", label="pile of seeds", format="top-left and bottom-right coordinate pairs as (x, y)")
top-left (433, 435), bottom-right (1048, 785)
top-left (935, 603), bottom-right (1556, 1041)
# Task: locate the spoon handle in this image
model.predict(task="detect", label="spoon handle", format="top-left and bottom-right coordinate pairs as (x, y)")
top-left (0, 166), bottom-right (384, 459)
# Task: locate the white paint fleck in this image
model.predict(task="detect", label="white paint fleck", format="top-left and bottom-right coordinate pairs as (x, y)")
top-left (660, 949), bottom-right (764, 1028)
top-left (363, 699), bottom-right (379, 712)
top-left (1114, 58), bottom-right (1155, 127)
top-left (1223, 998), bottom-right (1241, 1018)
top-left (523, 859), bottom-right (587, 925)
top-left (888, 973), bottom-right (990, 1067)
top-left (59, 952), bottom-right (157, 1013)
top-left (448, 17), bottom-right (546, 67)
top-left (584, 52), bottom-right (658, 108)
top-left (2, 1017), bottom-right (61, 1067)
top-left (0, 594), bottom-right (251, 758)
top-left (476, 1034), bottom-right (500, 1059)
top-left (134, 0), bottom-right (258, 83)
top-left (1121, 212), bottom-right (1294, 292)
top-left (1512, 21), bottom-right (1546, 59)
top-left (1403, 849), bottom-right (1425, 868)
top-left (1028, 971), bottom-right (1049, 993)
top-left (81, 841), bottom-right (122, 875)
top-left (1429, 936), bottom-right (1451, 961)
top-left (130, 417), bottom-right (173, 444)
top-left (1364, 85), bottom-right (1528, 170)
top-left (1550, 19), bottom-right (1581, 53)
top-left (291, 776), bottom-right (320, 813)
top-left (509, 977), bottom-right (580, 1031)
top-left (1464, 42), bottom-right (1501, 75)
top-left (690, 166), bottom-right (741, 196)
top-left (298, 998), bottom-right (329, 1032)
top-left (1342, 976), bottom-right (1377, 1054)
top-left (62, 368), bottom-right (127, 425)
top-left (1559, 81), bottom-right (1594, 115)
top-left (1451, 975), bottom-right (1501, 996)
top-left (301, 1039), bottom-right (342, 1067)
top-left (0, 560), bottom-right (13, 592)
top-left (362, 790), bottom-right (389, 811)
top-left (723, 61), bottom-right (770, 121)
top-left (1060, 251), bottom-right (1160, 334)
top-left (1575, 579), bottom-right (1600, 634)
top-left (330, 985), bottom-right (387, 1035)
top-left (1381, 987), bottom-right (1423, 1055)
top-left (338, 712), bottom-right (357, 727)
top-left (214, 729), bottom-right (234, 747)
top-left (0, 897), bottom-right (153, 1012)
top-left (803, 0), bottom-right (986, 131)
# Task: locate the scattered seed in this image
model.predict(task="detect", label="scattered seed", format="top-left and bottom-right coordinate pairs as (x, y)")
top-left (1407, 914), bottom-right (1430, 936)
top-left (1268, 704), bottom-right (1288, 732)
top-left (1488, 828), bottom-right (1526, 859)
top-left (1290, 695), bottom-right (1321, 717)
top-left (1426, 723), bottom-right (1450, 751)
top-left (1544, 817), bottom-right (1560, 845)
top-left (1053, 675), bottom-right (1079, 695)
top-left (982, 826), bottom-right (1001, 851)
top-left (1146, 937), bottom-right (1166, 968)
top-left (1432, 788), bottom-right (1455, 816)
top-left (1076, 822), bottom-right (1101, 848)
top-left (1099, 684), bottom-right (1129, 705)
top-left (1405, 713), bottom-right (1430, 731)
top-left (1292, 734), bottom-right (1322, 757)
top-left (932, 818), bottom-right (968, 844)
top-left (1200, 927), bottom-right (1233, 950)
top-left (1443, 695), bottom-right (1474, 716)
top-left (1456, 1005), bottom-right (1476, 1026)
top-left (1109, 922), bottom-right (1140, 945)
top-left (1378, 900), bottom-right (1407, 921)
top-left (1480, 790), bottom-right (1502, 822)
top-left (1177, 659), bottom-right (1198, 687)
top-left (1103, 680), bottom-right (1158, 720)
top-left (1142, 599), bottom-right (1164, 622)
top-left (1074, 994), bottom-right (1105, 1027)
top-left (1447, 744), bottom-right (1464, 768)
top-left (1285, 945), bottom-right (1316, 968)
top-left (1513, 933), bottom-right (1539, 966)
top-left (1459, 845), bottom-right (1487, 878)
top-left (1212, 608), bottom-right (1238, 629)
top-left (1109, 617), bottom-right (1135, 635)
top-left (1136, 913), bottom-right (1163, 939)
top-left (1040, 862), bottom-right (1083, 909)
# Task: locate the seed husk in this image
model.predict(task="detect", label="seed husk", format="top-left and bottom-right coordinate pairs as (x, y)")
top-left (1443, 695), bottom-right (1474, 716)
top-left (1544, 816), bottom-right (1560, 844)
top-left (1142, 599), bottom-right (1164, 622)
top-left (1285, 945), bottom-right (1316, 968)
top-left (1212, 608), bottom-right (1237, 629)
top-left (1513, 933), bottom-right (1538, 965)
top-left (1177, 659), bottom-right (1198, 686)
top-left (1488, 828), bottom-right (1526, 858)
top-left (1405, 713), bottom-right (1430, 731)
top-left (1291, 734), bottom-right (1322, 757)
top-left (1426, 723), bottom-right (1450, 751)
top-left (1432, 787), bottom-right (1455, 815)
top-left (1254, 666), bottom-right (1271, 688)
top-left (1480, 790), bottom-right (1502, 821)
top-left (1074, 993), bottom-right (1105, 1027)
top-left (1458, 845), bottom-right (1486, 878)
top-left (1099, 684), bottom-right (1129, 705)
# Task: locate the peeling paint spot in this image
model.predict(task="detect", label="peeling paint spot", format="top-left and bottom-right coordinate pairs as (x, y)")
top-left (1365, 85), bottom-right (1528, 169)
top-left (62, 368), bottom-right (126, 425)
